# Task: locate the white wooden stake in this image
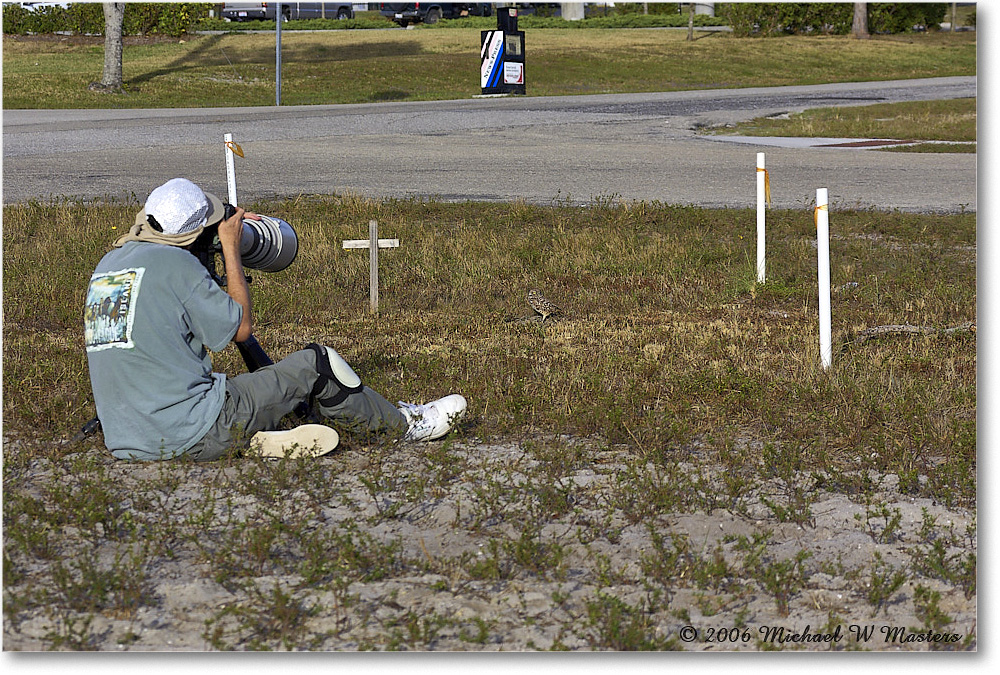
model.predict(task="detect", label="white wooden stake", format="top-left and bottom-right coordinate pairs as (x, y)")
top-left (342, 220), bottom-right (400, 314)
top-left (368, 219), bottom-right (379, 313)
top-left (224, 133), bottom-right (239, 206)
top-left (816, 188), bottom-right (832, 370)
top-left (756, 152), bottom-right (767, 283)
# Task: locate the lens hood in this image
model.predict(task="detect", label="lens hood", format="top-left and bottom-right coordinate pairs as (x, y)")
top-left (239, 215), bottom-right (298, 272)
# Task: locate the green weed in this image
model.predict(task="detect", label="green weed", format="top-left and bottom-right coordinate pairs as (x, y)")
top-left (582, 592), bottom-right (679, 651)
top-left (866, 552), bottom-right (907, 617)
top-left (204, 582), bottom-right (323, 651)
top-left (912, 584), bottom-right (952, 633)
top-left (907, 511), bottom-right (976, 599)
top-left (856, 498), bottom-right (904, 544)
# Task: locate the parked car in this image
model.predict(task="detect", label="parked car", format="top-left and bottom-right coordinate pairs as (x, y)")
top-left (222, 2), bottom-right (355, 22)
top-left (378, 3), bottom-right (492, 27)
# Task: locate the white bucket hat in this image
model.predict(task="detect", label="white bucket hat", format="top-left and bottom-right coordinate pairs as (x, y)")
top-left (144, 178), bottom-right (225, 235)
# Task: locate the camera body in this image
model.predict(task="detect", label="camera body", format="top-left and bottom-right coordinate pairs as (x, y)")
top-left (195, 204), bottom-right (299, 285)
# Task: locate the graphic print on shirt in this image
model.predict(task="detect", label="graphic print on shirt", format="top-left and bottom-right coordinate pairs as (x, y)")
top-left (85, 267), bottom-right (145, 352)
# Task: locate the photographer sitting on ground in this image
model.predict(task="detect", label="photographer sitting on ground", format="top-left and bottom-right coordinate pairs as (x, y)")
top-left (83, 177), bottom-right (466, 461)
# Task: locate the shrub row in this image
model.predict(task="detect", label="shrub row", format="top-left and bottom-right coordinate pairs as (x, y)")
top-left (429, 13), bottom-right (728, 30)
top-left (1, 2), bottom-right (952, 38)
top-left (718, 3), bottom-right (949, 37)
top-left (1, 2), bottom-right (213, 37)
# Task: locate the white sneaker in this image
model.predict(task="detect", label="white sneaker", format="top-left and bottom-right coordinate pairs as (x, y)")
top-left (398, 394), bottom-right (467, 442)
top-left (249, 424), bottom-right (339, 459)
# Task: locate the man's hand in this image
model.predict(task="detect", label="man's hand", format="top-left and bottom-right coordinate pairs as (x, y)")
top-left (218, 206), bottom-right (256, 343)
top-left (217, 206), bottom-right (261, 256)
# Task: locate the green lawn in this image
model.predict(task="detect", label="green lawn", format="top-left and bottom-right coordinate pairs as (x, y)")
top-left (2, 29), bottom-right (976, 109)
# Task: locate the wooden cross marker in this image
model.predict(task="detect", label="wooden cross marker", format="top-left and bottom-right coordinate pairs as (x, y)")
top-left (342, 220), bottom-right (399, 314)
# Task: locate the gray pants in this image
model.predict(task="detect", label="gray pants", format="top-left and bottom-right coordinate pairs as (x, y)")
top-left (187, 348), bottom-right (407, 461)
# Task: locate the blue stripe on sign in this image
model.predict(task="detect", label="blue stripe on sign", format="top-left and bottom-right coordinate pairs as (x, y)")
top-left (487, 44), bottom-right (504, 88)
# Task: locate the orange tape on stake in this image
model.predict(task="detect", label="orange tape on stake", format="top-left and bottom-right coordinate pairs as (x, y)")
top-left (225, 141), bottom-right (244, 158)
top-left (814, 203), bottom-right (828, 227)
top-left (757, 167), bottom-right (771, 206)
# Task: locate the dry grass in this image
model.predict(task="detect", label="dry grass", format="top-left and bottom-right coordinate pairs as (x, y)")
top-left (714, 98), bottom-right (977, 143)
top-left (2, 196), bottom-right (976, 504)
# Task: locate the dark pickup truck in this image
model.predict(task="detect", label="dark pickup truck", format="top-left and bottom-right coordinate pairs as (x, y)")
top-left (379, 3), bottom-right (492, 27)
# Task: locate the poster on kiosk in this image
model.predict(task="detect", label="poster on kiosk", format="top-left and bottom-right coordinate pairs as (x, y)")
top-left (481, 8), bottom-right (525, 95)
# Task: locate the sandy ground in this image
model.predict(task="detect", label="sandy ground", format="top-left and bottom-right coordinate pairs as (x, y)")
top-left (2, 432), bottom-right (976, 652)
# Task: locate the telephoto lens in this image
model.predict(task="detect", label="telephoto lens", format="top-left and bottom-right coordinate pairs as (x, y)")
top-left (239, 215), bottom-right (298, 272)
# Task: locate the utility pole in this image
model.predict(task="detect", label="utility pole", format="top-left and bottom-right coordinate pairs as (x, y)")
top-left (275, 3), bottom-right (283, 105)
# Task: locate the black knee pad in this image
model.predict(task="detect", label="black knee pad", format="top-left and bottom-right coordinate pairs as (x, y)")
top-left (305, 343), bottom-right (364, 409)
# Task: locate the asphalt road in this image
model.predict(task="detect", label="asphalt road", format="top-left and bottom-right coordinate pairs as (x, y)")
top-left (2, 76), bottom-right (976, 212)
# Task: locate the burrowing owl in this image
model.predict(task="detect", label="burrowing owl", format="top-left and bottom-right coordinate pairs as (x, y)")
top-left (527, 289), bottom-right (563, 322)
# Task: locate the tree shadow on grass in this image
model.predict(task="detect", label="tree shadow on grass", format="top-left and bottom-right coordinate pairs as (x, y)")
top-left (126, 35), bottom-right (426, 88)
top-left (127, 33), bottom-right (228, 87)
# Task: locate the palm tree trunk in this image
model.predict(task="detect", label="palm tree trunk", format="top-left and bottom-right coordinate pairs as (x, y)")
top-left (100, 2), bottom-right (125, 89)
top-left (853, 2), bottom-right (870, 39)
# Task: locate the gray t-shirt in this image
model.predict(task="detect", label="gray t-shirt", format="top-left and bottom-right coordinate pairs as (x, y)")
top-left (84, 241), bottom-right (242, 460)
